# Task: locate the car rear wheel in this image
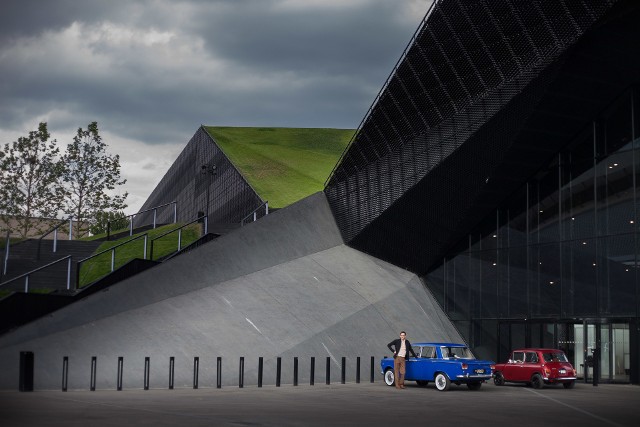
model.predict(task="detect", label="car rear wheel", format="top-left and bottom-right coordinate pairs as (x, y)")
top-left (467, 382), bottom-right (482, 390)
top-left (416, 380), bottom-right (428, 387)
top-left (493, 372), bottom-right (505, 386)
top-left (563, 381), bottom-right (575, 389)
top-left (434, 373), bottom-right (450, 391)
top-left (531, 373), bottom-right (543, 389)
top-left (384, 369), bottom-right (395, 386)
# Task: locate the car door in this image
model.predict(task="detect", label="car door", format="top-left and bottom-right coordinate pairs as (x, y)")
top-left (502, 351), bottom-right (525, 381)
top-left (405, 346), bottom-right (421, 379)
top-left (407, 345), bottom-right (437, 381)
top-left (521, 351), bottom-right (540, 381)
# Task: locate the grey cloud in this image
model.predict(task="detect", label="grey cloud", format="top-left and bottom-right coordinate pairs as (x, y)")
top-left (0, 0), bottom-right (429, 209)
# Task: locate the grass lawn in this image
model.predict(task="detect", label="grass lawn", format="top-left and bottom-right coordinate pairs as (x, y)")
top-left (204, 127), bottom-right (354, 208)
top-left (77, 223), bottom-right (202, 287)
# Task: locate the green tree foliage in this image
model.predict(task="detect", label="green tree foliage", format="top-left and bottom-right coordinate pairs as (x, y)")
top-left (0, 123), bottom-right (64, 238)
top-left (90, 210), bottom-right (129, 235)
top-left (58, 122), bottom-right (128, 238)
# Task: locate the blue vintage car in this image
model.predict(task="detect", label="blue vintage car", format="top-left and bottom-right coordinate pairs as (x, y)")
top-left (380, 342), bottom-right (495, 391)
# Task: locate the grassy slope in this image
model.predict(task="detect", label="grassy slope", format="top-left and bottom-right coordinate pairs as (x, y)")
top-left (204, 127), bottom-right (354, 208)
top-left (78, 223), bottom-right (201, 287)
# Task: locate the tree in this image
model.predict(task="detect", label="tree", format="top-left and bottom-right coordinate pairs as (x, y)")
top-left (0, 123), bottom-right (64, 238)
top-left (58, 122), bottom-right (128, 238)
top-left (90, 210), bottom-right (129, 236)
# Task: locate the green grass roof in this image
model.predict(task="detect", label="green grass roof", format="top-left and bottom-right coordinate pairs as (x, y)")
top-left (204, 126), bottom-right (354, 209)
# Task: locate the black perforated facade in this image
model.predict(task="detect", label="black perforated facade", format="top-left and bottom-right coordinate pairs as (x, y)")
top-left (325, 0), bottom-right (640, 383)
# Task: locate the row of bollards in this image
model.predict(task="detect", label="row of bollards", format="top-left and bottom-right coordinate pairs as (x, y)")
top-left (58, 355), bottom-right (377, 391)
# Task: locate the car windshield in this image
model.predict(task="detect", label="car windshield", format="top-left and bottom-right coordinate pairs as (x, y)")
top-left (542, 352), bottom-right (569, 363)
top-left (441, 346), bottom-right (474, 359)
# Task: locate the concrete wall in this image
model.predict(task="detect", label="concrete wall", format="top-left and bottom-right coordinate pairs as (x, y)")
top-left (0, 192), bottom-right (463, 390)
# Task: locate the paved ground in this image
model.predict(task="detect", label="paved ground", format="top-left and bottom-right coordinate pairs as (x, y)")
top-left (0, 381), bottom-right (638, 426)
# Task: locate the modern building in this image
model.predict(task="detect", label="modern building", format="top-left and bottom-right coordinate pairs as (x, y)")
top-left (325, 0), bottom-right (640, 383)
top-left (2, 0), bottom-right (639, 391)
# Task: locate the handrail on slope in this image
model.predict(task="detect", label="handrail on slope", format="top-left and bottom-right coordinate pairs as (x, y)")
top-left (37, 217), bottom-right (74, 260)
top-left (149, 215), bottom-right (206, 260)
top-left (107, 201), bottom-right (177, 240)
top-left (76, 233), bottom-right (150, 288)
top-left (240, 201), bottom-right (269, 226)
top-left (0, 255), bottom-right (73, 292)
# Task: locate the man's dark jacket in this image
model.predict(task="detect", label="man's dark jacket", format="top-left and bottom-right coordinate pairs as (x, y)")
top-left (387, 339), bottom-right (417, 358)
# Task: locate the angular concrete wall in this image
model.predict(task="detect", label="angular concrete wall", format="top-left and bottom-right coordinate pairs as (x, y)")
top-left (0, 193), bottom-right (463, 390)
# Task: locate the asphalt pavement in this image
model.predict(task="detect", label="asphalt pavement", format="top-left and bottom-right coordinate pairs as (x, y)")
top-left (0, 381), bottom-right (638, 426)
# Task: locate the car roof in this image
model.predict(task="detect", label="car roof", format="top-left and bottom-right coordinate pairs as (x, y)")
top-left (412, 342), bottom-right (467, 347)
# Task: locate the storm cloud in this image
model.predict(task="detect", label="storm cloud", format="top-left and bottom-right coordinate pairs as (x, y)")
top-left (0, 0), bottom-right (430, 211)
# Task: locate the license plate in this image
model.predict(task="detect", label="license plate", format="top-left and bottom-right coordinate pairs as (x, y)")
top-left (475, 369), bottom-right (485, 374)
top-left (559, 369), bottom-right (566, 374)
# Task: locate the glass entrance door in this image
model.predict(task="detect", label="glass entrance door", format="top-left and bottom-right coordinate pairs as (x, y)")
top-left (574, 320), bottom-right (631, 383)
top-left (611, 323), bottom-right (630, 382)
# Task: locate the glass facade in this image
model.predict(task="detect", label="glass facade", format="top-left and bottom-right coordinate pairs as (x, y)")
top-left (425, 89), bottom-right (640, 383)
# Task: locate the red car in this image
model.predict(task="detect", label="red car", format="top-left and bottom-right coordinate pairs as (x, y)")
top-left (493, 348), bottom-right (577, 389)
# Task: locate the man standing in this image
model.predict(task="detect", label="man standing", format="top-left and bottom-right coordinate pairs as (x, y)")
top-left (387, 331), bottom-right (417, 389)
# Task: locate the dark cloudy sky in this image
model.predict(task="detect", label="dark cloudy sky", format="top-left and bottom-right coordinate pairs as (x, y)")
top-left (0, 0), bottom-right (430, 213)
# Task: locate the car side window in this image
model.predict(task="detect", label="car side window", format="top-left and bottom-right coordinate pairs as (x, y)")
top-left (422, 346), bottom-right (436, 358)
top-left (512, 351), bottom-right (525, 363)
top-left (525, 352), bottom-right (539, 363)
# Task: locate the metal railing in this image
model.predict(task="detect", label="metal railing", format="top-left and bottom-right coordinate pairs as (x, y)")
top-left (37, 217), bottom-right (74, 260)
top-left (107, 201), bottom-right (177, 240)
top-left (149, 216), bottom-right (206, 261)
top-left (240, 201), bottom-right (269, 227)
top-left (0, 255), bottom-right (73, 293)
top-left (76, 233), bottom-right (149, 288)
top-left (2, 231), bottom-right (10, 278)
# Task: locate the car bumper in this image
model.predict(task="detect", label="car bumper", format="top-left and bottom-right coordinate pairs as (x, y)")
top-left (544, 377), bottom-right (577, 382)
top-left (456, 374), bottom-right (492, 380)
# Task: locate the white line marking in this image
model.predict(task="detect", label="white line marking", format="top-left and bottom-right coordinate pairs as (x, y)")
top-left (245, 317), bottom-right (262, 334)
top-left (321, 342), bottom-right (339, 367)
top-left (313, 276), bottom-right (319, 281)
top-left (222, 297), bottom-right (233, 308)
top-left (523, 388), bottom-right (624, 427)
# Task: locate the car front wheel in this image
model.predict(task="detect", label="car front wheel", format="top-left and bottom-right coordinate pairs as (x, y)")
top-left (493, 372), bottom-right (505, 386)
top-left (384, 369), bottom-right (395, 386)
top-left (563, 381), bottom-right (575, 389)
top-left (434, 373), bottom-right (450, 391)
top-left (531, 373), bottom-right (543, 389)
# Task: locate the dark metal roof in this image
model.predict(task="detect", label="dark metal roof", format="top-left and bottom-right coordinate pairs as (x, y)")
top-left (325, 0), bottom-right (639, 276)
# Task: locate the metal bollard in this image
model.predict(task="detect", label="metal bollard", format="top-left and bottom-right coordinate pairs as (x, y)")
top-left (356, 357), bottom-right (361, 384)
top-left (144, 357), bottom-right (150, 390)
top-left (258, 357), bottom-right (263, 387)
top-left (276, 357), bottom-right (281, 387)
top-left (239, 357), bottom-right (244, 388)
top-left (310, 357), bottom-right (315, 386)
top-left (169, 357), bottom-right (175, 390)
top-left (62, 356), bottom-right (68, 392)
top-left (370, 356), bottom-right (375, 383)
top-left (117, 357), bottom-right (123, 391)
top-left (326, 357), bottom-right (331, 385)
top-left (293, 357), bottom-right (298, 386)
top-left (193, 357), bottom-right (199, 389)
top-left (216, 357), bottom-right (222, 389)
top-left (341, 357), bottom-right (346, 384)
top-left (90, 356), bottom-right (97, 391)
